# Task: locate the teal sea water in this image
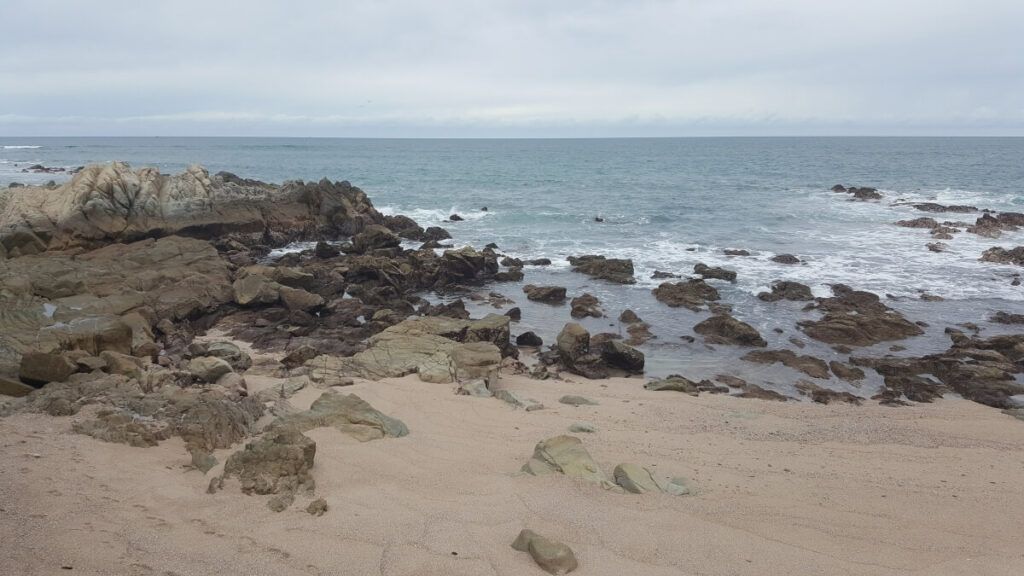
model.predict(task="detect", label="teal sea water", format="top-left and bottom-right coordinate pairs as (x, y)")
top-left (3, 137), bottom-right (1023, 385)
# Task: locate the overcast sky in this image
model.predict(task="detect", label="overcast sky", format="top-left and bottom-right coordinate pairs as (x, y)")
top-left (2, 0), bottom-right (1023, 137)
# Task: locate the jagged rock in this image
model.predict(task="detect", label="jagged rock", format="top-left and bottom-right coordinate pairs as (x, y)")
top-left (597, 339), bottom-right (645, 374)
top-left (569, 293), bottom-right (603, 318)
top-left (912, 203), bottom-right (977, 213)
top-left (255, 376), bottom-right (309, 402)
top-left (351, 224), bottom-right (401, 253)
top-left (456, 379), bottom-right (492, 397)
top-left (271, 391), bottom-right (409, 442)
top-left (981, 246), bottom-right (1024, 266)
top-left (652, 279), bottom-right (719, 311)
top-left (559, 395), bottom-right (597, 406)
top-left (314, 241), bottom-right (340, 259)
top-left (613, 463), bottom-right (661, 494)
top-left (511, 529), bottom-right (578, 575)
top-left (190, 341), bottom-right (252, 371)
top-left (771, 254), bottom-right (801, 264)
top-left (439, 247), bottom-right (498, 284)
top-left (619, 309), bottom-right (641, 323)
top-left (73, 408), bottom-right (173, 447)
top-left (188, 356), bottom-right (234, 383)
top-left (991, 311), bottom-right (1024, 324)
top-left (743, 349), bottom-right (830, 379)
top-left (758, 280), bottom-right (813, 302)
top-left (521, 435), bottom-right (612, 488)
top-left (799, 285), bottom-right (923, 346)
top-left (279, 286), bottom-right (325, 311)
top-left (694, 263), bottom-right (736, 282)
top-left (523, 285), bottom-right (567, 303)
top-left (568, 255), bottom-right (635, 284)
top-left (724, 249), bottom-right (750, 256)
top-left (222, 427), bottom-right (316, 496)
top-left (693, 314), bottom-right (766, 347)
top-left (927, 242), bottom-right (948, 253)
top-left (644, 375), bottom-right (700, 395)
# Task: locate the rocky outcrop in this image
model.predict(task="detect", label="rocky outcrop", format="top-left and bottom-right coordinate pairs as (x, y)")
top-left (553, 323), bottom-right (644, 379)
top-left (652, 279), bottom-right (719, 311)
top-left (569, 293), bottom-right (603, 318)
top-left (271, 391), bottom-right (409, 442)
top-left (693, 263), bottom-right (736, 282)
top-left (743, 349), bottom-right (830, 379)
top-left (0, 163), bottom-right (384, 253)
top-left (980, 246), bottom-right (1024, 266)
top-left (221, 427), bottom-right (317, 498)
top-left (567, 255), bottom-right (635, 284)
top-left (911, 202), bottom-right (977, 213)
top-left (771, 254), bottom-right (801, 264)
top-left (693, 314), bottom-right (767, 347)
top-left (832, 186), bottom-right (882, 201)
top-left (799, 285), bottom-right (923, 346)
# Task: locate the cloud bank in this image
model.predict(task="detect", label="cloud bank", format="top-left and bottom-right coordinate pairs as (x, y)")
top-left (2, 0), bottom-right (1022, 136)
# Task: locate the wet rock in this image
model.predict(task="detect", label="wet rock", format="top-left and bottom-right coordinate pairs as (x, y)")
top-left (757, 280), bottom-right (813, 302)
top-left (829, 360), bottom-right (865, 382)
top-left (794, 380), bottom-right (863, 405)
top-left (644, 375), bottom-right (700, 395)
top-left (980, 246), bottom-right (1024, 266)
top-left (743, 349), bottom-right (830, 379)
top-left (651, 270), bottom-right (679, 279)
top-left (511, 529), bottom-right (578, 575)
top-left (652, 279), bottom-right (720, 311)
top-left (715, 374), bottom-right (748, 388)
top-left (895, 217), bottom-right (939, 229)
top-left (724, 249), bottom-right (750, 256)
top-left (693, 314), bottom-right (767, 347)
top-left (449, 214), bottom-right (464, 221)
top-left (521, 435), bottom-right (612, 487)
top-left (516, 332), bottom-right (543, 347)
top-left (991, 311), bottom-right (1024, 324)
top-left (771, 254), bottom-right (801, 264)
top-left (927, 242), bottom-right (948, 253)
top-left (799, 285), bottom-right (923, 346)
top-left (694, 263), bottom-right (736, 282)
top-left (598, 339), bottom-right (645, 374)
top-left (625, 322), bottom-right (654, 346)
top-left (569, 293), bottom-right (603, 318)
top-left (525, 258), bottom-right (552, 266)
top-left (736, 384), bottom-right (788, 401)
top-left (912, 202), bottom-right (977, 213)
top-left (567, 255), bottom-right (635, 284)
top-left (505, 307), bottom-right (522, 321)
top-left (314, 241), bottom-right (340, 259)
top-left (848, 187), bottom-right (882, 200)
top-left (559, 395), bottom-right (597, 406)
top-left (523, 285), bottom-right (567, 303)
top-left (619, 309), bottom-right (641, 323)
top-left (188, 356), bottom-right (234, 384)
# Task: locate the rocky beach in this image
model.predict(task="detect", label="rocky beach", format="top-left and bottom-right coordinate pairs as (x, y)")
top-left (2, 162), bottom-right (1024, 575)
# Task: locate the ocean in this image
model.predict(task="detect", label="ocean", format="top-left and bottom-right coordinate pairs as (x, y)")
top-left (3, 137), bottom-right (1023, 388)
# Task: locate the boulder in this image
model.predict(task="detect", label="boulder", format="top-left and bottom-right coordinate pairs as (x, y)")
top-left (652, 279), bottom-right (720, 311)
top-left (521, 435), bottom-right (612, 488)
top-left (757, 280), bottom-right (813, 302)
top-left (771, 254), bottom-right (801, 264)
top-left (829, 360), bottom-right (865, 381)
top-left (567, 255), bottom-right (635, 284)
top-left (644, 375), bottom-right (700, 395)
top-left (271, 391), bottom-right (409, 442)
top-left (516, 332), bottom-right (544, 347)
top-left (19, 352), bottom-right (78, 386)
top-left (613, 463), bottom-right (661, 494)
top-left (232, 273), bottom-right (281, 306)
top-left (693, 314), bottom-right (767, 347)
top-left (189, 356), bottom-right (234, 383)
top-left (511, 529), bottom-right (578, 575)
top-left (981, 246), bottom-right (1024, 266)
top-left (799, 286), bottom-right (923, 346)
top-left (895, 217), bottom-right (939, 229)
top-left (279, 286), bottom-right (325, 311)
top-left (693, 263), bottom-right (736, 282)
top-left (351, 224), bottom-right (401, 253)
top-left (569, 293), bottom-right (603, 318)
top-left (556, 323), bottom-right (590, 366)
top-left (523, 285), bottom-right (567, 303)
top-left (559, 395), bottom-right (597, 406)
top-left (597, 339), bottom-right (645, 374)
top-left (221, 427), bottom-right (317, 496)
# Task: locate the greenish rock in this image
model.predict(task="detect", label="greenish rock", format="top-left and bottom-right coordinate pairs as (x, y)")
top-left (511, 529), bottom-right (578, 575)
top-left (190, 448), bottom-right (218, 474)
top-left (521, 435), bottom-right (612, 488)
top-left (644, 376), bottom-right (700, 395)
top-left (272, 391), bottom-right (409, 442)
top-left (267, 492), bottom-right (295, 512)
top-left (559, 395), bottom-right (598, 406)
top-left (188, 356), bottom-right (234, 383)
top-left (495, 389), bottom-right (543, 411)
top-left (613, 463), bottom-right (661, 494)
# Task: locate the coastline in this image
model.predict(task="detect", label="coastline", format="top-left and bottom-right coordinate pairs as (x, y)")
top-left (3, 368), bottom-right (1023, 575)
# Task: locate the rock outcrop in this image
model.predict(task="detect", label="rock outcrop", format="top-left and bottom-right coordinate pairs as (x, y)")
top-left (693, 314), bottom-right (767, 347)
top-left (799, 285), bottom-right (922, 346)
top-left (567, 255), bottom-right (635, 284)
top-left (652, 279), bottom-right (720, 311)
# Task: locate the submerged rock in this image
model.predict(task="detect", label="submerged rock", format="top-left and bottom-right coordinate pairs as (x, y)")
top-left (569, 293), bottom-right (603, 318)
top-left (980, 246), bottom-right (1024, 266)
top-left (771, 254), bottom-right (801, 264)
top-left (652, 279), bottom-right (720, 311)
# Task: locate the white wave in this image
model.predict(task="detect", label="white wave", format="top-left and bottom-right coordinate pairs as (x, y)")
top-left (2, 145), bottom-right (42, 149)
top-left (376, 204), bottom-right (494, 224)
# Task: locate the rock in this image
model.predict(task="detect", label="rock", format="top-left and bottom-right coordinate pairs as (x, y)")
top-left (222, 427), bottom-right (316, 496)
top-left (523, 285), bottom-right (567, 303)
top-left (279, 286), bottom-right (325, 311)
top-left (794, 380), bottom-right (863, 405)
top-left (190, 341), bottom-right (252, 371)
top-left (505, 307), bottom-right (522, 321)
top-left (516, 332), bottom-right (543, 347)
top-left (568, 422), bottom-right (596, 433)
top-left (757, 280), bottom-right (813, 302)
top-left (232, 273), bottom-right (281, 306)
top-left (743, 349), bottom-right (830, 379)
top-left (190, 449), bottom-right (218, 473)
top-left (494, 389), bottom-right (544, 411)
top-left (651, 270), bottom-right (679, 279)
top-left (847, 187), bottom-right (882, 200)
top-left (72, 407), bottom-right (173, 447)
top-left (306, 498), bottom-right (328, 516)
top-left (613, 463), bottom-right (661, 494)
top-left (980, 246), bottom-right (1024, 266)
top-left (771, 254), bottom-right (801, 264)
top-left (715, 374), bottom-right (748, 388)
top-left (652, 279), bottom-right (720, 311)
top-left (19, 352), bottom-right (78, 386)
top-left (829, 360), bottom-right (865, 381)
top-left (313, 241), bottom-right (340, 259)
top-left (521, 435), bottom-right (612, 487)
top-left (567, 255), bottom-right (635, 284)
top-left (644, 375), bottom-right (700, 395)
top-left (188, 356), bottom-right (234, 383)
top-left (618, 309), bottom-right (641, 323)
top-left (625, 322), bottom-right (653, 346)
top-left (694, 263), bottom-right (736, 282)
top-left (693, 314), bottom-right (767, 347)
top-left (724, 249), bottom-right (750, 256)
top-left (351, 224), bottom-right (401, 253)
top-left (991, 311), bottom-right (1024, 324)
top-left (511, 529), bottom-right (578, 575)
top-left (799, 285), bottom-right (923, 346)
top-left (559, 395), bottom-right (597, 406)
top-left (98, 350), bottom-right (146, 379)
top-left (271, 391), bottom-right (409, 442)
top-left (451, 342), bottom-right (503, 381)
top-left (456, 379), bottom-right (492, 397)
top-left (449, 214), bottom-right (464, 221)
top-left (927, 242), bottom-right (948, 252)
top-left (525, 258), bottom-right (552, 266)
top-left (569, 293), bottom-right (603, 318)
top-left (736, 384), bottom-right (788, 401)
top-left (255, 376), bottom-right (309, 402)
top-left (597, 339), bottom-right (645, 374)
top-left (0, 375), bottom-right (34, 397)
top-left (554, 323), bottom-right (614, 378)
top-left (267, 493), bottom-right (295, 512)
top-left (912, 202), bottom-right (977, 213)
top-left (895, 217), bottom-right (939, 229)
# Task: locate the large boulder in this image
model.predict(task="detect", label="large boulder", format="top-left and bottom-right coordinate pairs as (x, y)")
top-left (567, 255), bottom-right (635, 284)
top-left (569, 293), bottom-right (603, 318)
top-left (799, 285), bottom-right (923, 346)
top-left (693, 314), bottom-right (767, 347)
top-left (521, 435), bottom-right (613, 488)
top-left (981, 246), bottom-right (1024, 266)
top-left (19, 352), bottom-right (77, 386)
top-left (652, 280), bottom-right (719, 311)
top-left (757, 280), bottom-right (813, 302)
top-left (523, 285), bottom-right (567, 303)
top-left (351, 224), bottom-right (401, 253)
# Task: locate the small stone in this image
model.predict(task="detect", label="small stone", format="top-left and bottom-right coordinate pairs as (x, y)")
top-left (267, 493), bottom-right (294, 512)
top-left (558, 395), bottom-right (598, 406)
top-left (568, 422), bottom-right (596, 433)
top-left (306, 497), bottom-right (328, 516)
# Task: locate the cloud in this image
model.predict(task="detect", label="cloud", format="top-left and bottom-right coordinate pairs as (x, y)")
top-left (1, 0), bottom-right (1022, 135)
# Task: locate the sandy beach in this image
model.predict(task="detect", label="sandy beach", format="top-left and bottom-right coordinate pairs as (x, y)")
top-left (3, 367), bottom-right (1023, 576)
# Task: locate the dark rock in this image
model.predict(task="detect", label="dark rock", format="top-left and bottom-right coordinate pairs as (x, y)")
top-left (693, 314), bottom-right (766, 347)
top-left (771, 254), bottom-right (801, 264)
top-left (652, 279), bottom-right (720, 311)
top-left (799, 286), bottom-right (923, 346)
top-left (991, 311), bottom-right (1024, 324)
top-left (829, 360), bottom-right (865, 381)
top-left (570, 293), bottom-right (603, 319)
top-left (644, 375), bottom-right (700, 395)
top-left (525, 258), bottom-right (552, 266)
top-left (651, 270), bottom-right (679, 279)
top-left (694, 263), bottom-right (736, 282)
top-left (516, 332), bottom-right (544, 347)
top-left (926, 242), bottom-right (947, 253)
top-left (724, 249), bottom-right (750, 256)
top-left (505, 307), bottom-right (522, 321)
top-left (980, 246), bottom-right (1024, 266)
top-left (895, 217), bottom-right (939, 229)
top-left (597, 339), bottom-right (644, 374)
top-left (794, 380), bottom-right (862, 405)
top-left (19, 352), bottom-right (78, 387)
top-left (314, 241), bottom-right (340, 259)
top-left (619, 309), bottom-right (641, 323)
top-left (848, 187), bottom-right (882, 200)
top-left (449, 214), bottom-right (464, 221)
top-left (567, 255), bottom-right (635, 284)
top-left (523, 285), bottom-right (567, 303)
top-left (736, 385), bottom-right (788, 401)
top-left (742, 349), bottom-right (830, 379)
top-left (757, 280), bottom-right (813, 302)
top-left (351, 224), bottom-right (401, 253)
top-left (912, 202), bottom-right (977, 213)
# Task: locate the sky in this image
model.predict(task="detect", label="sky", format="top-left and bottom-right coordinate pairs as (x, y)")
top-left (1, 0), bottom-right (1023, 137)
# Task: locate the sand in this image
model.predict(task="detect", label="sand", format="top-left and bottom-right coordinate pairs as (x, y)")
top-left (2, 370), bottom-right (1024, 576)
